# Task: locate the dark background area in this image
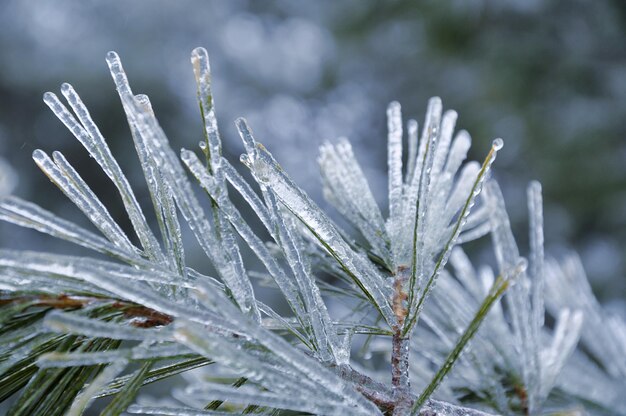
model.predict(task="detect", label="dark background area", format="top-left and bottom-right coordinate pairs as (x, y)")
top-left (1, 0), bottom-right (625, 303)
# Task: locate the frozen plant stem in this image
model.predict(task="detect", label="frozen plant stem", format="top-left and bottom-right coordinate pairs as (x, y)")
top-left (332, 364), bottom-right (493, 415)
top-left (392, 333), bottom-right (412, 414)
top-left (392, 266), bottom-right (413, 415)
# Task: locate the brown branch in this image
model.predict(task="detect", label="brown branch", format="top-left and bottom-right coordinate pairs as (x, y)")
top-left (513, 383), bottom-right (529, 415)
top-left (332, 363), bottom-right (496, 416)
top-left (0, 294), bottom-right (173, 327)
top-left (392, 266), bottom-right (412, 415)
top-left (420, 399), bottom-right (496, 416)
top-left (333, 363), bottom-right (396, 412)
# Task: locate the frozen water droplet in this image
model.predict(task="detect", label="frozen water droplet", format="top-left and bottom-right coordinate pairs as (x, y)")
top-left (253, 160), bottom-right (271, 184)
top-left (106, 51), bottom-right (119, 62)
top-left (43, 91), bottom-right (56, 103)
top-left (191, 46), bottom-right (207, 58)
top-left (240, 154), bottom-right (252, 168)
top-left (60, 83), bottom-right (72, 94)
top-left (134, 94), bottom-right (149, 106)
top-left (32, 149), bottom-right (46, 162)
top-left (529, 180), bottom-right (541, 193)
top-left (517, 257), bottom-right (528, 273)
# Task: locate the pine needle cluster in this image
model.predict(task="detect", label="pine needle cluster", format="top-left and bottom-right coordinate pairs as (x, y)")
top-left (0, 48), bottom-right (624, 415)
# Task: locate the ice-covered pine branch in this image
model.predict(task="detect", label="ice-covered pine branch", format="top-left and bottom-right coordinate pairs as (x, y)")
top-left (0, 47), bottom-right (623, 416)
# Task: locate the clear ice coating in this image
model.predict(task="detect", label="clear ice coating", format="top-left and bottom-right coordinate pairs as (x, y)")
top-left (0, 47), bottom-right (623, 416)
top-left (316, 91), bottom-right (505, 344)
top-left (67, 357), bottom-right (130, 416)
top-left (38, 343), bottom-right (194, 368)
top-left (319, 138), bottom-right (392, 267)
top-left (46, 84), bottom-right (164, 263)
top-left (387, 101), bottom-right (404, 255)
top-left (236, 117), bottom-right (397, 327)
top-left (32, 150), bottom-right (135, 253)
top-left (42, 310), bottom-right (171, 342)
top-left (0, 196), bottom-right (138, 262)
top-left (181, 150), bottom-right (311, 335)
top-left (401, 180), bottom-right (591, 415)
top-left (105, 51), bottom-right (260, 322)
top-left (131, 93), bottom-right (186, 276)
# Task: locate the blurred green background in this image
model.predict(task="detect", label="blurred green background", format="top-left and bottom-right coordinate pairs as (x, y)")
top-left (0, 0), bottom-right (625, 302)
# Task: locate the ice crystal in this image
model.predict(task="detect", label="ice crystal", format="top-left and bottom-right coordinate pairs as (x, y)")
top-left (0, 47), bottom-right (623, 416)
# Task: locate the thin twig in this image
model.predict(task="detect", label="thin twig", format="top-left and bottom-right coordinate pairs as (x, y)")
top-left (392, 267), bottom-right (412, 415)
top-left (0, 294), bottom-right (173, 327)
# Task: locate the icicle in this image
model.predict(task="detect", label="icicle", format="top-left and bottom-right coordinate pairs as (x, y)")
top-left (405, 139), bottom-right (503, 335)
top-left (0, 249), bottom-right (194, 289)
top-left (185, 382), bottom-right (360, 415)
top-left (127, 406), bottom-right (250, 415)
top-left (190, 50), bottom-right (251, 314)
top-left (526, 180), bottom-right (545, 414)
top-left (32, 150), bottom-right (138, 254)
top-left (455, 222), bottom-right (492, 246)
top-left (539, 309), bottom-right (583, 401)
top-left (221, 158), bottom-right (273, 231)
top-left (181, 149), bottom-right (307, 323)
top-left (486, 179), bottom-right (520, 267)
top-left (403, 97), bottom-right (443, 316)
top-left (236, 117), bottom-right (396, 327)
top-left (440, 162), bottom-right (480, 230)
top-left (173, 320), bottom-right (327, 397)
top-left (0, 267), bottom-right (107, 297)
top-left (264, 189), bottom-right (341, 363)
top-left (409, 97), bottom-right (442, 270)
top-left (412, 272), bottom-right (513, 414)
top-left (449, 247), bottom-right (483, 301)
top-left (106, 51), bottom-right (259, 321)
top-left (528, 181), bottom-right (545, 329)
top-left (51, 84), bottom-right (164, 262)
top-left (486, 179), bottom-right (540, 411)
top-left (546, 253), bottom-right (626, 378)
top-left (0, 196), bottom-right (138, 263)
top-left (191, 47), bottom-right (222, 174)
top-left (38, 343), bottom-right (193, 368)
top-left (387, 101), bottom-right (404, 239)
top-left (67, 358), bottom-right (129, 416)
top-left (405, 119), bottom-right (419, 185)
top-left (430, 110), bottom-right (458, 180)
top-left (258, 301), bottom-right (311, 347)
top-left (318, 139), bottom-right (391, 267)
top-left (132, 94), bottom-right (186, 277)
